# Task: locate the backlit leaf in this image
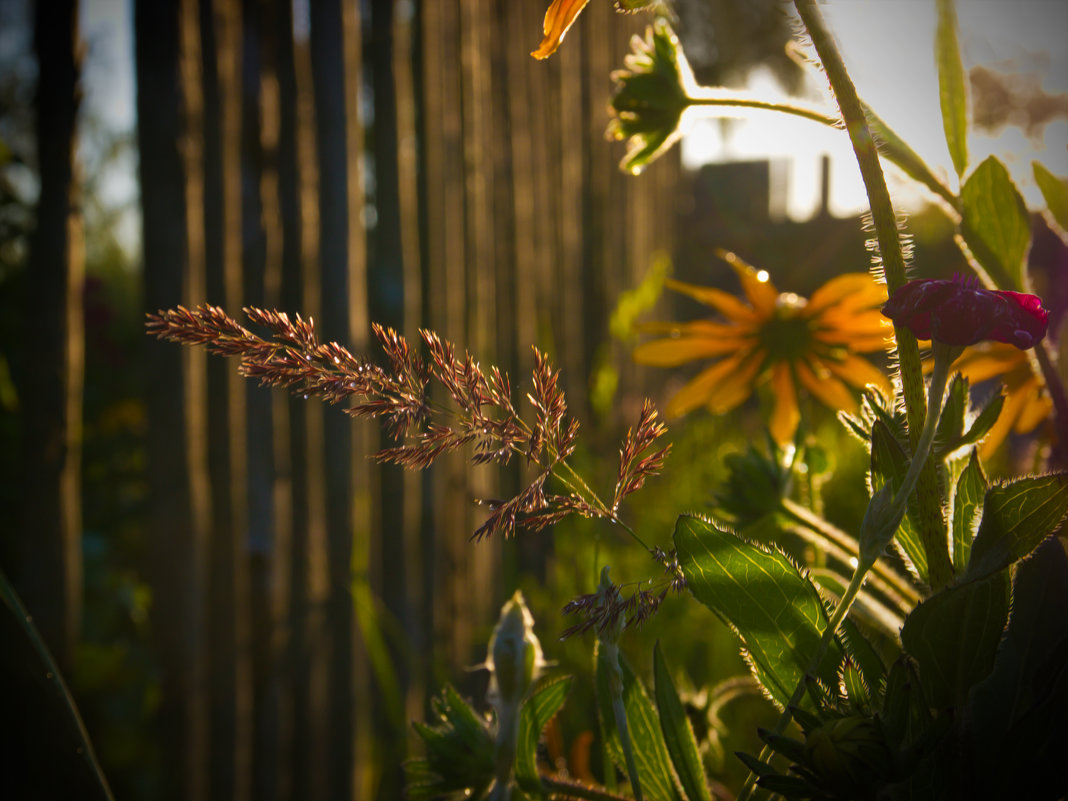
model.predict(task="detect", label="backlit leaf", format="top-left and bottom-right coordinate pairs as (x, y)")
top-left (595, 644), bottom-right (682, 801)
top-left (936, 0), bottom-right (968, 177)
top-left (960, 156), bottom-right (1031, 291)
top-left (965, 473), bottom-right (1068, 582)
top-left (869, 421), bottom-right (928, 582)
top-left (951, 449), bottom-right (986, 572)
top-left (653, 642), bottom-right (713, 801)
top-left (516, 676), bottom-right (573, 792)
top-left (1033, 161), bottom-right (1068, 233)
top-left (673, 514), bottom-right (843, 709)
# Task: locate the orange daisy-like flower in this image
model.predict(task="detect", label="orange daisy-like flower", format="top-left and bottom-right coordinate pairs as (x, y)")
top-left (945, 343), bottom-right (1053, 459)
top-left (633, 251), bottom-right (893, 444)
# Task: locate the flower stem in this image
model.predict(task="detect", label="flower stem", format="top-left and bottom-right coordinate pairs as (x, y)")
top-left (793, 0), bottom-right (953, 590)
top-left (687, 92), bottom-right (838, 126)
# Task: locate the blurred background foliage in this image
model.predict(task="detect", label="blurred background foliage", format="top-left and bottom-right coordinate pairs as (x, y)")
top-left (0, 0), bottom-right (1065, 799)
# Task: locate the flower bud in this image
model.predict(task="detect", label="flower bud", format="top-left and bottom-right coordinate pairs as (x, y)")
top-left (487, 590), bottom-right (544, 708)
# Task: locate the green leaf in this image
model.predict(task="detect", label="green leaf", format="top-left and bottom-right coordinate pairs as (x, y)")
top-left (869, 421), bottom-right (928, 582)
top-left (1033, 161), bottom-right (1068, 233)
top-left (966, 538), bottom-right (1068, 798)
top-left (933, 374), bottom-right (968, 455)
top-left (960, 155), bottom-right (1031, 291)
top-left (951, 449), bottom-right (986, 572)
top-left (595, 644), bottom-right (682, 801)
top-left (515, 676), bottom-right (574, 792)
top-left (880, 657), bottom-right (933, 749)
top-left (838, 618), bottom-right (888, 692)
top-left (673, 515), bottom-right (843, 709)
top-left (653, 642), bottom-right (713, 801)
top-left (964, 473), bottom-right (1068, 582)
top-left (959, 391), bottom-right (1004, 449)
top-left (841, 661), bottom-right (871, 709)
top-left (900, 570), bottom-right (1009, 710)
top-left (936, 0), bottom-right (968, 177)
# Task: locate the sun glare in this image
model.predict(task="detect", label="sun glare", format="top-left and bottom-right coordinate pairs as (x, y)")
top-left (681, 0), bottom-right (1068, 222)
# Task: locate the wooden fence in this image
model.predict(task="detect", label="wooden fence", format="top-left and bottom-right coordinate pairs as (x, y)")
top-left (132, 1), bottom-right (680, 799)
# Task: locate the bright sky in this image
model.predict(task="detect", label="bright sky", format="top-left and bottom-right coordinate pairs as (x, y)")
top-left (681, 0), bottom-right (1068, 220)
top-left (77, 0), bottom-right (1068, 228)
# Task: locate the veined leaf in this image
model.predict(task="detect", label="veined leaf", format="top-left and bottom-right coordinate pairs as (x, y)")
top-left (960, 155), bottom-right (1031, 291)
top-left (673, 514), bottom-right (843, 709)
top-left (653, 642), bottom-right (713, 801)
top-left (1033, 161), bottom-right (1068, 232)
top-left (595, 644), bottom-right (682, 801)
top-left (965, 473), bottom-right (1068, 582)
top-left (936, 0), bottom-right (968, 177)
top-left (951, 449), bottom-right (986, 572)
top-left (515, 676), bottom-right (573, 792)
top-left (869, 420), bottom-right (928, 582)
top-left (901, 569), bottom-right (1009, 710)
top-left (933, 373), bottom-right (968, 455)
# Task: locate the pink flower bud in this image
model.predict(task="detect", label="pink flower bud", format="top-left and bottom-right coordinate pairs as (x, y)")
top-left (881, 276), bottom-right (1048, 349)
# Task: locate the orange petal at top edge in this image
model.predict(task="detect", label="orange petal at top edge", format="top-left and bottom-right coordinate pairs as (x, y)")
top-left (531, 0), bottom-right (590, 60)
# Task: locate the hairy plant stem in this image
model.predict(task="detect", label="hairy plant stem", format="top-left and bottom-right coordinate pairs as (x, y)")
top-left (793, 0), bottom-right (953, 590)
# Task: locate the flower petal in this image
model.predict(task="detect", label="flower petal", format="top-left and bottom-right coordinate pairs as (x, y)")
top-left (665, 278), bottom-right (759, 323)
top-left (665, 351), bottom-right (753, 418)
top-left (633, 336), bottom-right (742, 366)
top-left (531, 0), bottom-right (590, 60)
top-left (636, 319), bottom-right (749, 340)
top-left (824, 353), bottom-right (892, 394)
top-left (1013, 385), bottom-right (1052, 433)
top-left (979, 387), bottom-right (1026, 460)
top-left (719, 250), bottom-right (778, 316)
top-left (808, 273), bottom-right (887, 315)
top-left (768, 362), bottom-right (800, 444)
top-left (796, 360), bottom-right (857, 413)
top-left (951, 342), bottom-right (1028, 383)
top-left (882, 277), bottom-right (1049, 349)
top-left (704, 349), bottom-right (765, 413)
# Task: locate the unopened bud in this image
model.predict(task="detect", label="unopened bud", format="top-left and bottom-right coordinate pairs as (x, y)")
top-left (487, 590), bottom-right (544, 708)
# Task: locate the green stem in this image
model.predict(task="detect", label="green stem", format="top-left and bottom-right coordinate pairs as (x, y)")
top-left (793, 0), bottom-right (953, 590)
top-left (780, 498), bottom-right (920, 609)
top-left (687, 92), bottom-right (838, 126)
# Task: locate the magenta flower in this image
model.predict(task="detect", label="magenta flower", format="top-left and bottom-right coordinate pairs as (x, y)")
top-left (881, 276), bottom-right (1049, 349)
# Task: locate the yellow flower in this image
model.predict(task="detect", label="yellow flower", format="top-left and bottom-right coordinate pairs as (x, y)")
top-left (633, 251), bottom-right (893, 444)
top-left (531, 0), bottom-right (590, 60)
top-left (945, 342), bottom-right (1053, 459)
